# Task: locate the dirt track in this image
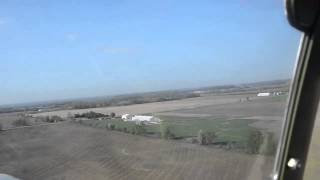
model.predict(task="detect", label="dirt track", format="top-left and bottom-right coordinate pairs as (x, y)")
top-left (0, 122), bottom-right (273, 180)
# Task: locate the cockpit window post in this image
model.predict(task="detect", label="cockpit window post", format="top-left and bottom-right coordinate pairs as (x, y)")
top-left (275, 1), bottom-right (320, 179)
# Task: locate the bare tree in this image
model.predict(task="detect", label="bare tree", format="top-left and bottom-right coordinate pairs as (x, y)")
top-left (110, 112), bottom-right (116, 118)
top-left (198, 129), bottom-right (216, 145)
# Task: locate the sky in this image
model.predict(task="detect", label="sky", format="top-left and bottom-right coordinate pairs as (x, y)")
top-left (0, 0), bottom-right (300, 105)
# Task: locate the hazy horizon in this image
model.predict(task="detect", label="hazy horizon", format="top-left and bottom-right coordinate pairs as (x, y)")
top-left (0, 0), bottom-right (300, 105)
top-left (0, 78), bottom-right (290, 107)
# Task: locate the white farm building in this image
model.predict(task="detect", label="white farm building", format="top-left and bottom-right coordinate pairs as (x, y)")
top-left (121, 114), bottom-right (133, 121)
top-left (257, 92), bottom-right (271, 97)
top-left (121, 114), bottom-right (161, 124)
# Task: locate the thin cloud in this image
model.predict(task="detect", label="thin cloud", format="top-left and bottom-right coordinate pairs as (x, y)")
top-left (98, 46), bottom-right (138, 54)
top-left (0, 17), bottom-right (10, 25)
top-left (66, 33), bottom-right (78, 41)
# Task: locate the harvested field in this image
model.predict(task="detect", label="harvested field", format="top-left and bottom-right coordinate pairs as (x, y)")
top-left (32, 94), bottom-right (287, 139)
top-left (33, 94), bottom-right (257, 118)
top-left (161, 97), bottom-right (286, 118)
top-left (0, 122), bottom-right (274, 180)
top-left (0, 94), bottom-right (289, 180)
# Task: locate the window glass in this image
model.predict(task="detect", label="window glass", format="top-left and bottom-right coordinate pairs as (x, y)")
top-left (0, 1), bottom-right (300, 179)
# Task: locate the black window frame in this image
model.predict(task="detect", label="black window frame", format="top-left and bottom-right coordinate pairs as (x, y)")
top-left (274, 1), bottom-right (320, 179)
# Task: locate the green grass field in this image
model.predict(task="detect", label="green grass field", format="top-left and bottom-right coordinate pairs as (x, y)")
top-left (77, 116), bottom-right (269, 153)
top-left (158, 116), bottom-right (256, 143)
top-left (270, 95), bottom-right (288, 102)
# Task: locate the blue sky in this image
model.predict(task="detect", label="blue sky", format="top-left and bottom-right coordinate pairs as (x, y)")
top-left (0, 0), bottom-right (300, 105)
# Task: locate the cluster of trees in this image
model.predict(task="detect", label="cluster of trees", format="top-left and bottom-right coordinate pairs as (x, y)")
top-left (132, 124), bottom-right (146, 135)
top-left (197, 130), bottom-right (216, 145)
top-left (106, 123), bottom-right (115, 130)
top-left (246, 130), bottom-right (264, 154)
top-left (42, 115), bottom-right (64, 123)
top-left (74, 111), bottom-right (115, 119)
top-left (246, 130), bottom-right (277, 155)
top-left (12, 118), bottom-right (30, 127)
top-left (160, 123), bottom-right (176, 139)
top-left (105, 123), bottom-right (146, 135)
top-left (195, 129), bottom-right (268, 155)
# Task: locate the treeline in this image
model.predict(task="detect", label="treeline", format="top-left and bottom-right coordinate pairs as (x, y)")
top-left (79, 120), bottom-right (147, 135)
top-left (74, 111), bottom-right (116, 119)
top-left (159, 126), bottom-right (276, 155)
top-left (106, 123), bottom-right (147, 135)
top-left (41, 115), bottom-right (64, 123)
top-left (195, 129), bottom-right (276, 155)
top-left (33, 115), bottom-right (65, 124)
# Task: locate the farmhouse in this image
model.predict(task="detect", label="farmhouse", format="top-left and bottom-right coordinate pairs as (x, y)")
top-left (121, 114), bottom-right (133, 121)
top-left (257, 92), bottom-right (271, 97)
top-left (132, 115), bottom-right (160, 123)
top-left (257, 91), bottom-right (285, 97)
top-left (121, 114), bottom-right (161, 124)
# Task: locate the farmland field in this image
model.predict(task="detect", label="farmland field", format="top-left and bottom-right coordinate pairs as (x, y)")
top-left (0, 93), bottom-right (287, 180)
top-left (33, 94), bottom-right (258, 118)
top-left (33, 94), bottom-right (287, 138)
top-left (0, 122), bottom-right (274, 180)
